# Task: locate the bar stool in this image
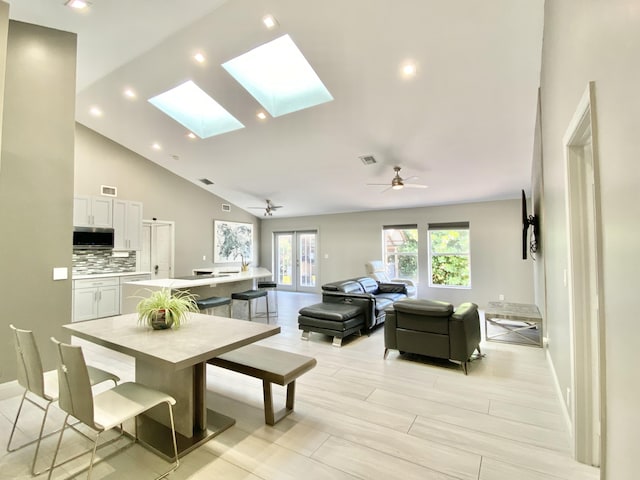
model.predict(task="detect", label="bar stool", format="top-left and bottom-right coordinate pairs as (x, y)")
top-left (257, 281), bottom-right (278, 317)
top-left (196, 296), bottom-right (232, 317)
top-left (231, 289), bottom-right (269, 323)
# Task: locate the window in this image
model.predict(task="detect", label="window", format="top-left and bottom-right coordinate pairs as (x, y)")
top-left (428, 222), bottom-right (471, 288)
top-left (382, 225), bottom-right (418, 282)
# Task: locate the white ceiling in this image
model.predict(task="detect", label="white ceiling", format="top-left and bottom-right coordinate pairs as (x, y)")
top-left (7, 0), bottom-right (544, 218)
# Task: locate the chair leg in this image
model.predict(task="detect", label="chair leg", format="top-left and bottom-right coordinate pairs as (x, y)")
top-left (47, 414), bottom-right (70, 480)
top-left (86, 432), bottom-right (101, 480)
top-left (301, 331), bottom-right (310, 341)
top-left (6, 390), bottom-right (27, 452)
top-left (461, 361), bottom-right (468, 375)
top-left (31, 401), bottom-right (54, 475)
top-left (383, 348), bottom-right (389, 359)
top-left (157, 401), bottom-right (180, 479)
top-left (265, 295), bottom-right (270, 324)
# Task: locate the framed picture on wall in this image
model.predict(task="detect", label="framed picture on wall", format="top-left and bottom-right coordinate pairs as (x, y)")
top-left (213, 220), bottom-right (253, 263)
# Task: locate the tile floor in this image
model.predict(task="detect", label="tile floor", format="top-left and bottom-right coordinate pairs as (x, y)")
top-left (0, 292), bottom-right (600, 479)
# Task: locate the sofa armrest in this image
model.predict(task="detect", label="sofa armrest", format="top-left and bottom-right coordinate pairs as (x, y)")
top-left (449, 302), bottom-right (481, 362)
top-left (322, 291), bottom-right (377, 329)
top-left (377, 282), bottom-right (408, 295)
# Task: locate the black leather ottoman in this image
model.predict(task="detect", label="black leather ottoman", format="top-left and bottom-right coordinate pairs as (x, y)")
top-left (298, 302), bottom-right (365, 347)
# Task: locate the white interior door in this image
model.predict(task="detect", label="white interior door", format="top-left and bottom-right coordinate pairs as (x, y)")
top-left (141, 221), bottom-right (174, 279)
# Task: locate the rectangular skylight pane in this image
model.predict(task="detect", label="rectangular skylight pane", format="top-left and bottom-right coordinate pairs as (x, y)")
top-left (148, 80), bottom-right (244, 139)
top-left (222, 34), bottom-right (333, 118)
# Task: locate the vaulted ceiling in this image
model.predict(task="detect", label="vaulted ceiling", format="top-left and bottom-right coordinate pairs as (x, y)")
top-left (8, 0), bottom-right (544, 218)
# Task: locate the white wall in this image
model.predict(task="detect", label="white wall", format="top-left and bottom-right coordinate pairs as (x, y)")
top-left (74, 124), bottom-right (260, 276)
top-left (540, 1), bottom-right (640, 478)
top-left (260, 199), bottom-right (533, 308)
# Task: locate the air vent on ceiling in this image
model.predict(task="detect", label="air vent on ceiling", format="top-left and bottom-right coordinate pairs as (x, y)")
top-left (359, 154), bottom-right (377, 165)
top-left (199, 178), bottom-right (214, 185)
top-left (101, 185), bottom-right (117, 197)
top-left (221, 204), bottom-right (231, 212)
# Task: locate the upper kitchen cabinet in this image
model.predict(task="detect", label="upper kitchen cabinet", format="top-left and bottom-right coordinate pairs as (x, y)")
top-left (73, 195), bottom-right (113, 227)
top-left (113, 199), bottom-right (143, 250)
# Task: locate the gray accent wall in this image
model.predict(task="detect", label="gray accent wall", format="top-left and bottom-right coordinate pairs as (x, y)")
top-left (0, 20), bottom-right (77, 382)
top-left (540, 1), bottom-right (640, 477)
top-left (74, 124), bottom-right (260, 277)
top-left (260, 200), bottom-right (534, 308)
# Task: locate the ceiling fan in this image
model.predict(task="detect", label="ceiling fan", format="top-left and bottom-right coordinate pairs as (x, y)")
top-left (248, 199), bottom-right (283, 216)
top-left (367, 166), bottom-right (428, 192)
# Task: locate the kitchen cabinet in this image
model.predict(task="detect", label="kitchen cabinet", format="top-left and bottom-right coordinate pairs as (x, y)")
top-left (72, 277), bottom-right (120, 322)
top-left (113, 199), bottom-right (143, 250)
top-left (73, 195), bottom-right (113, 227)
top-left (119, 273), bottom-right (151, 312)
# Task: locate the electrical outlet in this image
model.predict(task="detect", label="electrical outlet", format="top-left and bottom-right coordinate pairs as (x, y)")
top-left (202, 255), bottom-right (206, 261)
top-left (499, 294), bottom-right (504, 301)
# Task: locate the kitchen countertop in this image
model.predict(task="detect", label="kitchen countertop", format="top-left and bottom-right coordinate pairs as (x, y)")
top-left (73, 271), bottom-right (152, 280)
top-left (124, 267), bottom-right (272, 289)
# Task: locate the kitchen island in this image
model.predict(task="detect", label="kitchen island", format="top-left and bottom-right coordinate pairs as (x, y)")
top-left (121, 267), bottom-right (272, 315)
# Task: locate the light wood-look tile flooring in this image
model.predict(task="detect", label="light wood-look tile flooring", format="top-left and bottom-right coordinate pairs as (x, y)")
top-left (0, 292), bottom-right (600, 479)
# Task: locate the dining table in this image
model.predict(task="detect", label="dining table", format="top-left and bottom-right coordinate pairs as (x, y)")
top-left (63, 312), bottom-right (280, 459)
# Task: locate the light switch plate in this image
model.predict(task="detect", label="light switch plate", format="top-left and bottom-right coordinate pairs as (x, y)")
top-left (53, 267), bottom-right (68, 280)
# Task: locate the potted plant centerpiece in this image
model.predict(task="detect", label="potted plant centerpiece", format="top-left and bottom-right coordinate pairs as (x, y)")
top-left (136, 288), bottom-right (199, 330)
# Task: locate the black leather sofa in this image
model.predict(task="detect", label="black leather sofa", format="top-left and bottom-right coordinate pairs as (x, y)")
top-left (298, 277), bottom-right (408, 346)
top-left (384, 299), bottom-right (482, 374)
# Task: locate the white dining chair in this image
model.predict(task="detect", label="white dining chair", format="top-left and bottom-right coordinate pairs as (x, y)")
top-left (7, 324), bottom-right (119, 475)
top-left (48, 338), bottom-right (180, 480)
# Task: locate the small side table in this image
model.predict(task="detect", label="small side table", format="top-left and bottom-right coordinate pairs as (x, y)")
top-left (484, 301), bottom-right (543, 347)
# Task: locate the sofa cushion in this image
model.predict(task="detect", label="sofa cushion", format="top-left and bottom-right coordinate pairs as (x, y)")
top-left (355, 277), bottom-right (379, 294)
top-left (298, 302), bottom-right (363, 321)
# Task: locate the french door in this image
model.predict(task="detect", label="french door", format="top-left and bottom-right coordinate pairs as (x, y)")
top-left (274, 230), bottom-right (317, 292)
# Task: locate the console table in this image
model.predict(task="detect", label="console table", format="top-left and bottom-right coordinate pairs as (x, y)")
top-left (484, 301), bottom-right (543, 347)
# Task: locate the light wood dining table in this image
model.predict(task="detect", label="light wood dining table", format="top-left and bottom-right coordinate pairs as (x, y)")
top-left (63, 312), bottom-right (280, 459)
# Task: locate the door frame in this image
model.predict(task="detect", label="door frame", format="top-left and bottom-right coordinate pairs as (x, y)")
top-left (273, 230), bottom-right (318, 293)
top-left (563, 81), bottom-right (605, 467)
top-left (140, 220), bottom-right (175, 279)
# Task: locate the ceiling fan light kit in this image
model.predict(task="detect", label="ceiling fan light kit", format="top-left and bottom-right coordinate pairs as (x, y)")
top-left (248, 199), bottom-right (283, 216)
top-left (367, 166), bottom-right (427, 192)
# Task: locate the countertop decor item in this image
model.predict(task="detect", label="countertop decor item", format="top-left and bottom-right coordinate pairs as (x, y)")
top-left (135, 288), bottom-right (199, 330)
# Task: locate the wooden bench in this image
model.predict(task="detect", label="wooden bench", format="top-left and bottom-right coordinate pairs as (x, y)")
top-left (207, 344), bottom-right (317, 425)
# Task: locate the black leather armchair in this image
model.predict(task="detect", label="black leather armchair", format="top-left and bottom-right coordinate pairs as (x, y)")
top-left (384, 299), bottom-right (482, 374)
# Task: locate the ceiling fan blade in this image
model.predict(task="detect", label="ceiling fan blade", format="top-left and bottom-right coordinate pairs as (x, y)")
top-left (404, 183), bottom-right (428, 189)
top-left (367, 183), bottom-right (390, 187)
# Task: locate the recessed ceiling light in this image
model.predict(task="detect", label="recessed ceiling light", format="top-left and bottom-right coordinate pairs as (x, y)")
top-left (65, 0), bottom-right (90, 9)
top-left (187, 132), bottom-right (197, 139)
top-left (152, 143), bottom-right (162, 151)
top-left (148, 80), bottom-right (245, 139)
top-left (401, 62), bottom-right (417, 78)
top-left (222, 34), bottom-right (333, 118)
top-left (193, 52), bottom-right (206, 63)
top-left (123, 88), bottom-right (136, 99)
top-left (256, 111), bottom-right (267, 120)
top-left (262, 14), bottom-right (279, 29)
top-left (89, 106), bottom-right (102, 117)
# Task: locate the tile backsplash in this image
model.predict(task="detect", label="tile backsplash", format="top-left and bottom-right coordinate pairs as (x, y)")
top-left (73, 249), bottom-right (137, 275)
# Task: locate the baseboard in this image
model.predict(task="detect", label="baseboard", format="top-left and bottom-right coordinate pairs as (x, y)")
top-left (546, 347), bottom-right (574, 442)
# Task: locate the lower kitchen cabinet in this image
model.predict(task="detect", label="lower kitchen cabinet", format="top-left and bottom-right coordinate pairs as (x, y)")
top-left (73, 277), bottom-right (120, 322)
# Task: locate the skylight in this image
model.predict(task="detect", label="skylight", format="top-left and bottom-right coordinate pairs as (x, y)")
top-left (148, 80), bottom-right (244, 139)
top-left (222, 34), bottom-right (333, 118)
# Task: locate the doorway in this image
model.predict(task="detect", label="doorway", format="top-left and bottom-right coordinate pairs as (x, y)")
top-left (140, 220), bottom-right (175, 279)
top-left (273, 230), bottom-right (318, 292)
top-left (564, 82), bottom-right (604, 468)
